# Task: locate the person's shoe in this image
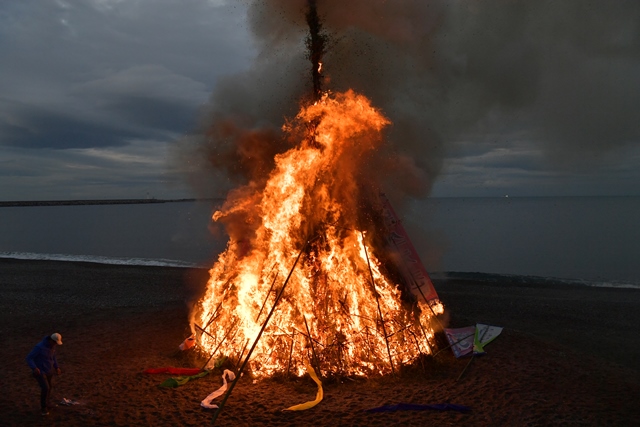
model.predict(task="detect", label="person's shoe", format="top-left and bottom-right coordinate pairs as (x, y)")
top-left (41, 409), bottom-right (49, 415)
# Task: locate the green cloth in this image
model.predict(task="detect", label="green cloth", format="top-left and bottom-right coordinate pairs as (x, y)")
top-left (159, 370), bottom-right (209, 388)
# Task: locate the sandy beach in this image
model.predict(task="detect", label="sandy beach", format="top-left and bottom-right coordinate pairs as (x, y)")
top-left (2, 259), bottom-right (639, 426)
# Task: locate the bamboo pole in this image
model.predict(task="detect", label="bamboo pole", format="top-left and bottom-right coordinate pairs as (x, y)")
top-left (204, 300), bottom-right (223, 330)
top-left (195, 323), bottom-right (215, 341)
top-left (433, 332), bottom-right (475, 358)
top-left (361, 231), bottom-right (395, 375)
top-left (416, 316), bottom-right (434, 354)
top-left (388, 236), bottom-right (445, 332)
top-left (286, 331), bottom-right (296, 377)
top-left (456, 354), bottom-right (475, 382)
top-left (405, 328), bottom-right (427, 374)
top-left (211, 241), bottom-right (309, 425)
top-left (200, 319), bottom-right (239, 371)
top-left (202, 277), bottom-right (234, 331)
top-left (231, 339), bottom-right (250, 371)
top-left (303, 314), bottom-right (322, 378)
top-left (364, 326), bottom-right (372, 362)
top-left (406, 328), bottom-right (425, 358)
top-left (255, 272), bottom-right (279, 322)
top-left (456, 327), bottom-right (487, 382)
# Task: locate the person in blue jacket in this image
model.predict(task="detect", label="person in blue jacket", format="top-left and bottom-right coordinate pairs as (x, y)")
top-left (26, 333), bottom-right (63, 415)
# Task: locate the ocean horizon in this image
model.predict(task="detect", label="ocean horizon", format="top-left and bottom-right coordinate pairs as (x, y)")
top-left (1, 196), bottom-right (638, 288)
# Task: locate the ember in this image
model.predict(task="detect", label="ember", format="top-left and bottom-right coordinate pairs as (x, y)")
top-left (190, 1), bottom-right (444, 378)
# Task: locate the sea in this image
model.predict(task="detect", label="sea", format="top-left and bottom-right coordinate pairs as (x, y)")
top-left (1, 197), bottom-right (638, 289)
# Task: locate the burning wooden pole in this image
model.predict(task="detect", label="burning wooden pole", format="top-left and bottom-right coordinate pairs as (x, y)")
top-left (201, 319), bottom-right (240, 371)
top-left (306, 0), bottom-right (326, 102)
top-left (303, 314), bottom-right (322, 378)
top-left (286, 331), bottom-right (296, 376)
top-left (203, 278), bottom-right (233, 330)
top-left (232, 339), bottom-right (250, 371)
top-left (361, 231), bottom-right (396, 375)
top-left (255, 271), bottom-right (279, 323)
top-left (195, 323), bottom-right (215, 341)
top-left (456, 327), bottom-right (489, 382)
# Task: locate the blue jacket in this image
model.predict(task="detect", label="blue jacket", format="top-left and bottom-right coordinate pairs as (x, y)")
top-left (26, 337), bottom-right (59, 374)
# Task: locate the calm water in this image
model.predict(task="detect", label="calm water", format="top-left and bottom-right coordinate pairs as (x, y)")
top-left (406, 196), bottom-right (640, 285)
top-left (0, 200), bottom-right (225, 267)
top-left (1, 197), bottom-right (638, 285)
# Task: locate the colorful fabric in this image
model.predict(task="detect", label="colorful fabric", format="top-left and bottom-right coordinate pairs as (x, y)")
top-left (444, 326), bottom-right (476, 358)
top-left (159, 370), bottom-right (209, 388)
top-left (284, 364), bottom-right (323, 411)
top-left (143, 367), bottom-right (203, 375)
top-left (179, 336), bottom-right (196, 351)
top-left (201, 370), bottom-right (236, 409)
top-left (473, 324), bottom-right (503, 355)
top-left (445, 324), bottom-right (503, 357)
top-left (366, 403), bottom-right (471, 413)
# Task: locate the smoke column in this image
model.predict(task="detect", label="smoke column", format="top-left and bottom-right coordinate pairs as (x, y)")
top-left (176, 0), bottom-right (640, 201)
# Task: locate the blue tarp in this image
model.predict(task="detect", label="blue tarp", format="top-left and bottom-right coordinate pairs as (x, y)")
top-left (365, 403), bottom-right (471, 413)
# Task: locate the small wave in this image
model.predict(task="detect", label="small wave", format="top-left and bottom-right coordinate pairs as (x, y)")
top-left (1, 254), bottom-right (638, 288)
top-left (582, 281), bottom-right (640, 290)
top-left (0, 251), bottom-right (202, 269)
top-left (433, 271), bottom-right (640, 290)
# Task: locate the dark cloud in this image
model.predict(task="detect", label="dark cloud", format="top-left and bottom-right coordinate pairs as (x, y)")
top-left (0, 139), bottom-right (190, 200)
top-left (0, 0), bottom-right (252, 88)
top-left (105, 95), bottom-right (199, 132)
top-left (0, 100), bottom-right (137, 149)
top-left (1, 0), bottom-right (639, 200)
top-left (0, 0), bottom-right (254, 199)
top-left (433, 0), bottom-right (640, 157)
top-left (0, 63), bottom-right (207, 149)
top-left (75, 64), bottom-right (208, 135)
top-left (0, 1), bottom-right (251, 150)
top-left (179, 0), bottom-right (640, 202)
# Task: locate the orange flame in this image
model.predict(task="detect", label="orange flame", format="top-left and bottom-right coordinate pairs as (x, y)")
top-left (191, 90), bottom-right (443, 377)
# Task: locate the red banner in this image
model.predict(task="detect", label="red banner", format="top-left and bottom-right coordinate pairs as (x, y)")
top-left (380, 194), bottom-right (439, 302)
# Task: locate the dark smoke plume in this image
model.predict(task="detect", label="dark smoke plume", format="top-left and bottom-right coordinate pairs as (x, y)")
top-left (176, 0), bottom-right (640, 201)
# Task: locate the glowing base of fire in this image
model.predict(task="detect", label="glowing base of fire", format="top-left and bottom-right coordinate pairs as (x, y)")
top-left (192, 232), bottom-right (444, 378)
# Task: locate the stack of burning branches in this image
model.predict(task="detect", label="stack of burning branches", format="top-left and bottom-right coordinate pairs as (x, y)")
top-left (189, 90), bottom-right (444, 378)
top-left (189, 0), bottom-right (444, 380)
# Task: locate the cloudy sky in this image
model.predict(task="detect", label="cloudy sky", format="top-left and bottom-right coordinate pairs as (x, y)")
top-left (1, 0), bottom-right (639, 201)
top-left (1, 0), bottom-right (253, 200)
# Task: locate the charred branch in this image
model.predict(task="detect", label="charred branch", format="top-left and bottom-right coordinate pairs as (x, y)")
top-left (306, 0), bottom-right (327, 102)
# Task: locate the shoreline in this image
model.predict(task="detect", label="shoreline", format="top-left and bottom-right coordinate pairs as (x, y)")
top-left (3, 255), bottom-right (638, 288)
top-left (0, 198), bottom-right (226, 207)
top-left (2, 259), bottom-right (638, 425)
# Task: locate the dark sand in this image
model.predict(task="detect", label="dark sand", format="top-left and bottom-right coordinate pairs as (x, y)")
top-left (2, 259), bottom-right (639, 426)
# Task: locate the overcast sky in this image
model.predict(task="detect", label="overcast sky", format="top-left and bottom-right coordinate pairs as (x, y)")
top-left (1, 0), bottom-right (639, 201)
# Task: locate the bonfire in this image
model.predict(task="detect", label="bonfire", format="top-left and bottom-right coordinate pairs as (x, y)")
top-left (189, 1), bottom-right (444, 379)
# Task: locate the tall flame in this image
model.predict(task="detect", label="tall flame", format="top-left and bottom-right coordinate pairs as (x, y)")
top-left (191, 90), bottom-right (443, 377)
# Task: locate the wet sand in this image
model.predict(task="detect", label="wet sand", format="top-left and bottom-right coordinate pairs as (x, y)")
top-left (1, 259), bottom-right (639, 426)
